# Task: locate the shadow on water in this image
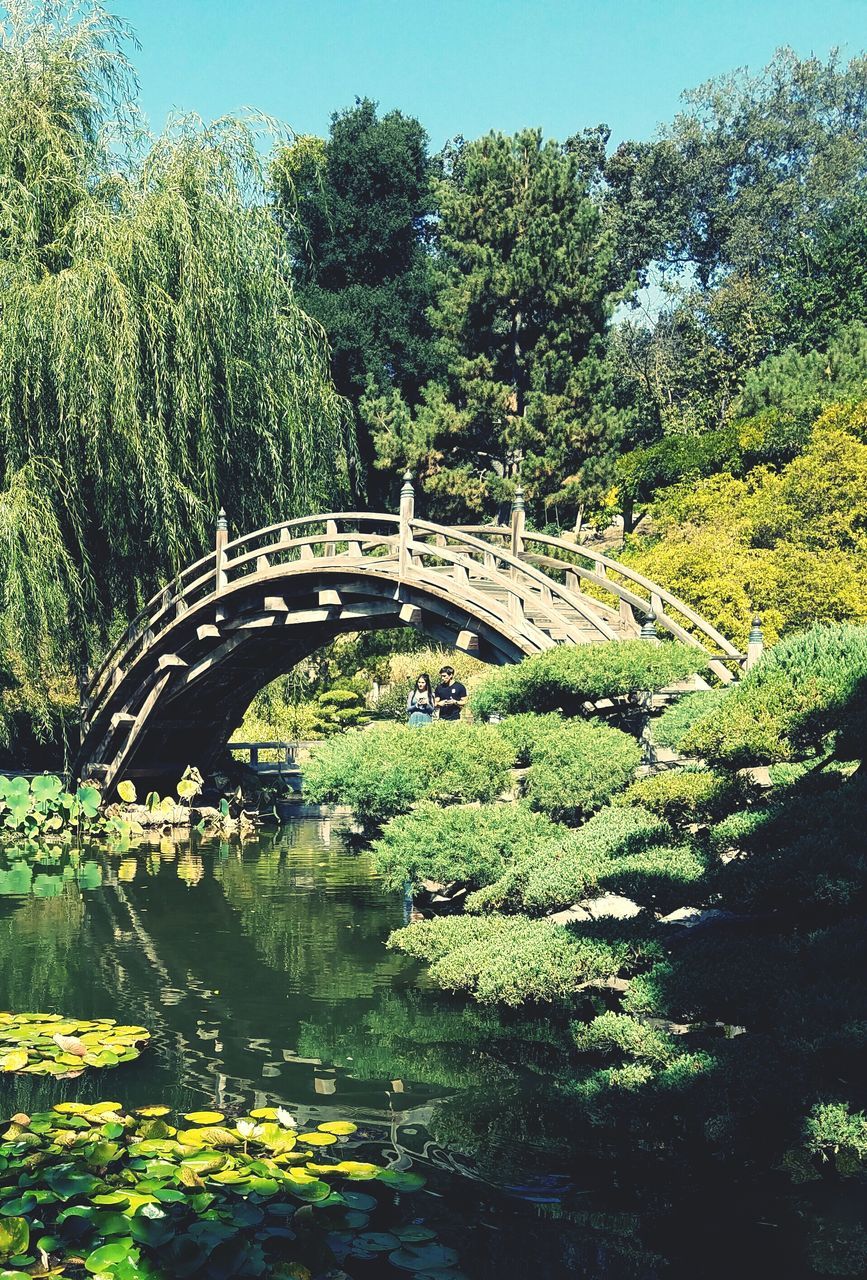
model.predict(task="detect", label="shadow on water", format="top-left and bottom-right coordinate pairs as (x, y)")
top-left (0, 818), bottom-right (862, 1278)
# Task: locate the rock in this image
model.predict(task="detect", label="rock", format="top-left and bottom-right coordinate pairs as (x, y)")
top-left (579, 893), bottom-right (642, 920)
top-left (547, 904), bottom-right (592, 925)
top-left (739, 765), bottom-right (773, 788)
top-left (658, 906), bottom-right (740, 928)
top-left (420, 879), bottom-right (446, 894)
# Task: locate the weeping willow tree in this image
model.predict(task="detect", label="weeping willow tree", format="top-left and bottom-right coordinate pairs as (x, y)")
top-left (0, 2), bottom-right (352, 751)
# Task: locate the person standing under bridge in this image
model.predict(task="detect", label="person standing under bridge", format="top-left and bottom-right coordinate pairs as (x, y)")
top-left (406, 672), bottom-right (435, 726)
top-left (434, 665), bottom-right (468, 721)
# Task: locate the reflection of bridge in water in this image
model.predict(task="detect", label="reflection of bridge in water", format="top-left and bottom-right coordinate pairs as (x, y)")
top-left (77, 476), bottom-right (742, 793)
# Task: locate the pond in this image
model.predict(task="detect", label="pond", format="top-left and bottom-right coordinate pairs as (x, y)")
top-left (0, 820), bottom-right (855, 1278)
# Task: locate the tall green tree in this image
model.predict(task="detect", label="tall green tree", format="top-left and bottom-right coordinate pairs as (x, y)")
top-left (272, 99), bottom-right (440, 503)
top-left (606, 48), bottom-right (867, 449)
top-left (0, 1), bottom-right (351, 747)
top-left (367, 129), bottom-right (619, 527)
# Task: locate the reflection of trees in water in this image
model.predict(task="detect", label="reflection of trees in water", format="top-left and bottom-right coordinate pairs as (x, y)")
top-left (211, 834), bottom-right (409, 1001)
top-left (0, 891), bottom-right (85, 1011)
top-left (298, 989), bottom-right (580, 1173)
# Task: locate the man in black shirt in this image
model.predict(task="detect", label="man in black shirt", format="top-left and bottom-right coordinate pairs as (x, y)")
top-left (434, 665), bottom-right (467, 721)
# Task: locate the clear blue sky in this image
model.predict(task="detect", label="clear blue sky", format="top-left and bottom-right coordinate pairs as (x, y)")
top-left (117, 0), bottom-right (866, 148)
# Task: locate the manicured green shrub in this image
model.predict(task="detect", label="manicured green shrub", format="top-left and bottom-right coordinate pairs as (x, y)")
top-left (495, 712), bottom-right (568, 766)
top-left (304, 721), bottom-right (513, 826)
top-left (716, 773), bottom-right (867, 912)
top-left (523, 718), bottom-right (641, 822)
top-left (798, 1101), bottom-right (867, 1177)
top-left (467, 804), bottom-right (671, 915)
top-left (616, 768), bottom-right (758, 825)
top-left (387, 914), bottom-right (646, 1006)
top-left (312, 687), bottom-right (369, 733)
top-left (683, 623), bottom-right (867, 767)
top-left (599, 841), bottom-right (708, 914)
top-left (370, 801), bottom-right (564, 891)
top-left (571, 1011), bottom-right (677, 1065)
top-left (471, 641), bottom-right (709, 719)
top-left (652, 689), bottom-right (727, 752)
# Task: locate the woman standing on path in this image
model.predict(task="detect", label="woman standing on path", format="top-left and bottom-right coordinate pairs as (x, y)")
top-left (407, 673), bottom-right (435, 726)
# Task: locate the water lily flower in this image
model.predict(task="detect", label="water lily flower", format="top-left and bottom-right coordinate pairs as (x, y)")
top-left (276, 1107), bottom-right (297, 1129)
top-left (236, 1119), bottom-right (256, 1139)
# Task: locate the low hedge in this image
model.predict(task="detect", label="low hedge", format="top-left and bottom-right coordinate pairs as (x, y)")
top-left (387, 914), bottom-right (655, 1006)
top-left (304, 721), bottom-right (514, 827)
top-left (471, 640), bottom-right (708, 719)
top-left (467, 804), bottom-right (672, 915)
top-left (369, 801), bottom-right (564, 892)
top-left (521, 717), bottom-right (641, 822)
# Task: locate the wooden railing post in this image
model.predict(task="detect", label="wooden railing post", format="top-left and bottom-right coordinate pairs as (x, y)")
top-left (215, 507), bottom-right (228, 592)
top-left (640, 609), bottom-right (659, 644)
top-left (745, 614), bottom-right (764, 671)
top-left (398, 470), bottom-right (414, 576)
top-left (510, 485), bottom-right (526, 558)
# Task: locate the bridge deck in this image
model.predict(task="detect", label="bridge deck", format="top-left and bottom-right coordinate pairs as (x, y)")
top-left (76, 489), bottom-right (743, 794)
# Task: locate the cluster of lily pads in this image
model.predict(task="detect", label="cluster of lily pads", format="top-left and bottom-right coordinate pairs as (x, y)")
top-left (0, 775), bottom-right (132, 843)
top-left (0, 1102), bottom-right (464, 1278)
top-left (0, 1015), bottom-right (150, 1079)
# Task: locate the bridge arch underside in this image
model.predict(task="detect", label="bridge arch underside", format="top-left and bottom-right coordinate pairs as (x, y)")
top-left (79, 569), bottom-right (547, 789)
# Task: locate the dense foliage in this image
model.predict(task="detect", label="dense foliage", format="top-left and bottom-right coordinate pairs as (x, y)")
top-left (273, 99), bottom-right (439, 504)
top-left (381, 623), bottom-right (867, 1191)
top-left (388, 913), bottom-right (659, 1006)
top-left (470, 640), bottom-right (707, 718)
top-left (518, 716), bottom-right (641, 822)
top-left (681, 622), bottom-right (867, 766)
top-left (465, 805), bottom-right (673, 915)
top-left (303, 722), bottom-right (513, 827)
top-left (369, 801), bottom-right (561, 891)
top-left (623, 402), bottom-right (867, 646)
top-left (364, 129), bottom-right (619, 522)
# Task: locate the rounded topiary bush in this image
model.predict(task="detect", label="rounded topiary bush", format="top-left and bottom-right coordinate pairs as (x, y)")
top-left (388, 914), bottom-right (653, 1006)
top-left (304, 721), bottom-right (514, 827)
top-left (616, 769), bottom-right (758, 826)
top-left (467, 803), bottom-right (672, 915)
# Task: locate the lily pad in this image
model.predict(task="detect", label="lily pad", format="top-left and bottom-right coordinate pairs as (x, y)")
top-left (183, 1111), bottom-right (225, 1125)
top-left (0, 1012), bottom-right (148, 1078)
top-left (0, 1100), bottom-right (464, 1278)
top-left (0, 1216), bottom-right (28, 1259)
top-left (341, 1191), bottom-right (377, 1212)
top-left (297, 1131), bottom-right (337, 1146)
top-left (317, 1120), bottom-right (358, 1136)
top-left (395, 1225), bottom-right (438, 1243)
top-left (389, 1243), bottom-right (460, 1272)
top-left (85, 1238), bottom-right (134, 1272)
top-left (377, 1168), bottom-right (427, 1191)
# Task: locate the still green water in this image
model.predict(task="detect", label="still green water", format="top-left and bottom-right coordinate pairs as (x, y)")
top-left (0, 821), bottom-right (855, 1278)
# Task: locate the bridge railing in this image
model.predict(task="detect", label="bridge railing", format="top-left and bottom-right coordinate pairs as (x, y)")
top-left (85, 514), bottom-right (403, 719)
top-left (454, 523), bottom-right (743, 680)
top-left (84, 496), bottom-right (743, 727)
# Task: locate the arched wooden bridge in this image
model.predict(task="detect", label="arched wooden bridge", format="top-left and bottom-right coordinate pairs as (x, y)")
top-left (76, 478), bottom-right (744, 791)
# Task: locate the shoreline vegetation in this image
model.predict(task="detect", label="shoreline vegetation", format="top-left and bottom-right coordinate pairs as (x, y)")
top-left (304, 627), bottom-right (867, 1186)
